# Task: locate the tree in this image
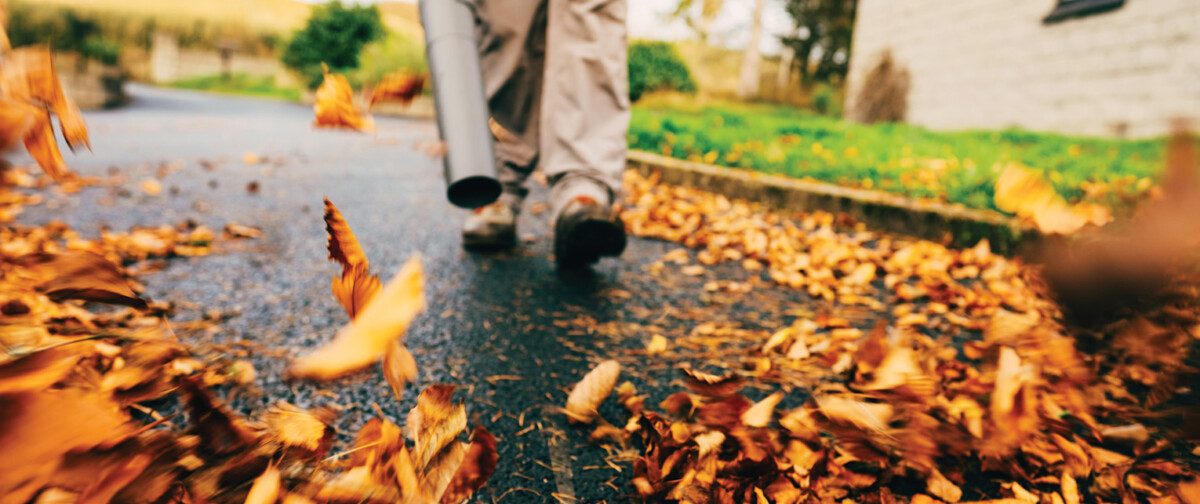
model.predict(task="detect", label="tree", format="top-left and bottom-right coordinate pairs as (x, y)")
top-left (736, 0), bottom-right (767, 99)
top-left (779, 0), bottom-right (857, 85)
top-left (282, 1), bottom-right (384, 89)
top-left (670, 0), bottom-right (725, 43)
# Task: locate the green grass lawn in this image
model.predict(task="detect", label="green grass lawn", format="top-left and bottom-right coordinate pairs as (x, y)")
top-left (629, 102), bottom-right (1166, 213)
top-left (168, 74), bottom-right (302, 102)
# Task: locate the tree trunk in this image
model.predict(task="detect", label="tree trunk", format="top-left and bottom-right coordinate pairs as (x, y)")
top-left (777, 46), bottom-right (795, 100)
top-left (737, 0), bottom-right (766, 99)
top-left (698, 0), bottom-right (724, 42)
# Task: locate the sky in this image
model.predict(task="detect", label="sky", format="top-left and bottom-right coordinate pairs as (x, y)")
top-left (296, 0), bottom-right (792, 55)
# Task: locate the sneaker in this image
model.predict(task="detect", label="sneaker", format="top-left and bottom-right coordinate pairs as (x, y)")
top-left (554, 196), bottom-right (627, 267)
top-left (462, 202), bottom-right (517, 249)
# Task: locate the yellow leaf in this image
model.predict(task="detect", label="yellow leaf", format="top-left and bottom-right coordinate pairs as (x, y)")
top-left (140, 179), bottom-right (162, 196)
top-left (264, 403), bottom-right (332, 455)
top-left (1061, 470), bottom-right (1079, 504)
top-left (289, 256), bottom-right (424, 380)
top-left (313, 64), bottom-right (375, 133)
top-left (646, 334), bottom-right (668, 355)
top-left (741, 391), bottom-right (784, 428)
top-left (406, 385), bottom-right (467, 471)
top-left (565, 360), bottom-right (621, 423)
top-left (245, 465), bottom-right (280, 504)
top-left (814, 394), bottom-right (892, 433)
top-left (927, 468), bottom-right (963, 503)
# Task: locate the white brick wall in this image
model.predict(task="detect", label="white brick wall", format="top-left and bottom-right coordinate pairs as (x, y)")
top-left (844, 0), bottom-right (1200, 138)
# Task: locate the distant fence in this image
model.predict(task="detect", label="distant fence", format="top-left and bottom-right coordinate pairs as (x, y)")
top-left (123, 32), bottom-right (297, 87)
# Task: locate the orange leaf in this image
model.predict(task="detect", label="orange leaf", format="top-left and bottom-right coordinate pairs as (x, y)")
top-left (437, 426), bottom-right (498, 504)
top-left (741, 391), bottom-right (784, 428)
top-left (382, 339), bottom-right (418, 399)
top-left (22, 109), bottom-right (69, 181)
top-left (17, 252), bottom-right (147, 308)
top-left (323, 197), bottom-right (369, 270)
top-left (313, 64), bottom-right (375, 133)
top-left (565, 359), bottom-right (621, 423)
top-left (245, 465), bottom-right (281, 504)
top-left (290, 256), bottom-right (424, 380)
top-left (0, 97), bottom-right (37, 151)
top-left (369, 71), bottom-right (425, 106)
top-left (331, 266), bottom-right (381, 320)
top-left (406, 385), bottom-right (468, 471)
top-left (264, 403), bottom-right (334, 456)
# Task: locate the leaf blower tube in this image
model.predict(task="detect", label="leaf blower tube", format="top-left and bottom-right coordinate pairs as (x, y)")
top-left (419, 0), bottom-right (502, 209)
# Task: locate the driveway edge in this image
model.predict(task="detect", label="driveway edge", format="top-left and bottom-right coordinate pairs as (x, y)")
top-left (626, 150), bottom-right (1043, 255)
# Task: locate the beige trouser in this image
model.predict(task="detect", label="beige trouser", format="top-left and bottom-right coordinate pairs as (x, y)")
top-left (470, 0), bottom-right (631, 214)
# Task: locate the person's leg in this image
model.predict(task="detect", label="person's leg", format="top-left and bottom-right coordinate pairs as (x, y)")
top-left (477, 0), bottom-right (548, 208)
top-left (462, 0), bottom-right (548, 248)
top-left (542, 0), bottom-right (631, 265)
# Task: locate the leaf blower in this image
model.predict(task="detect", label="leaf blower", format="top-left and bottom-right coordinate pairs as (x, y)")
top-left (419, 0), bottom-right (502, 209)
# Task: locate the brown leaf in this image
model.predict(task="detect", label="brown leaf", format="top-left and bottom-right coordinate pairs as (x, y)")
top-left (290, 256), bottom-right (424, 379)
top-left (313, 64), bottom-right (375, 133)
top-left (183, 379), bottom-right (258, 457)
top-left (245, 465), bottom-right (281, 504)
top-left (407, 384), bottom-right (468, 471)
top-left (680, 367), bottom-right (744, 397)
top-left (323, 197), bottom-right (369, 271)
top-left (369, 71), bottom-right (425, 106)
top-left (565, 359), bottom-right (621, 423)
top-left (383, 339), bottom-right (418, 399)
top-left (18, 252), bottom-right (147, 308)
top-left (437, 426), bottom-right (498, 504)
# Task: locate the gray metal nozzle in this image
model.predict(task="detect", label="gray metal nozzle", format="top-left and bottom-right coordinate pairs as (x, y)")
top-left (420, 0), bottom-right (502, 209)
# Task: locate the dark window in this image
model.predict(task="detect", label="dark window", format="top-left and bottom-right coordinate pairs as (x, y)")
top-left (1043, 0), bottom-right (1125, 23)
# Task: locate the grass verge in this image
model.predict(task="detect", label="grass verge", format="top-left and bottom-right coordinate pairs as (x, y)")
top-left (629, 101), bottom-right (1166, 212)
top-left (168, 73), bottom-right (302, 102)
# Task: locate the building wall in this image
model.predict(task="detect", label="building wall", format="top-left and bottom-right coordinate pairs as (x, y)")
top-left (844, 0), bottom-right (1200, 138)
top-left (144, 33), bottom-right (297, 88)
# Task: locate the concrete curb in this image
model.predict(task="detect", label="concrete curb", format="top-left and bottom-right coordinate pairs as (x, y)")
top-left (626, 150), bottom-right (1044, 255)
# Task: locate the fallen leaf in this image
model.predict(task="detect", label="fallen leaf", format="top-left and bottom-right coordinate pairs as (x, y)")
top-left (17, 252), bottom-right (147, 308)
top-left (680, 368), bottom-right (744, 397)
top-left (814, 394), bottom-right (892, 433)
top-left (742, 392), bottom-right (785, 428)
top-left (313, 63), bottom-right (375, 133)
top-left (140, 179), bottom-right (162, 196)
top-left (290, 256), bottom-right (424, 380)
top-left (1061, 470), bottom-right (1079, 504)
top-left (245, 465), bottom-right (281, 504)
top-left (407, 384), bottom-right (468, 470)
top-left (928, 469), bottom-right (963, 503)
top-left (565, 359), bottom-right (621, 423)
top-left (264, 403), bottom-right (333, 456)
top-left (646, 334), bottom-right (668, 355)
top-left (437, 426), bottom-right (498, 504)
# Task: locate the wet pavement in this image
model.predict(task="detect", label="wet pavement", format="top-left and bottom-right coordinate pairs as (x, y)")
top-left (13, 85), bottom-right (828, 503)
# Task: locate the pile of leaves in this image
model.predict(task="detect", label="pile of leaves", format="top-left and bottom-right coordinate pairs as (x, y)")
top-left (600, 170), bottom-right (1200, 503)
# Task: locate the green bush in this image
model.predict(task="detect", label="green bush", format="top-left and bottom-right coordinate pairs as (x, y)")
top-left (80, 38), bottom-right (121, 66)
top-left (811, 83), bottom-right (841, 116)
top-left (347, 32), bottom-right (427, 88)
top-left (628, 41), bottom-right (696, 102)
top-left (169, 73), bottom-right (302, 102)
top-left (282, 1), bottom-right (385, 89)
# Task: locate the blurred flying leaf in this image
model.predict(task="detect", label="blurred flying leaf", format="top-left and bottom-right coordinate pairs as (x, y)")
top-left (290, 256), bottom-right (424, 380)
top-left (16, 252), bottom-right (147, 309)
top-left (369, 71), bottom-right (425, 106)
top-left (313, 63), bottom-right (375, 133)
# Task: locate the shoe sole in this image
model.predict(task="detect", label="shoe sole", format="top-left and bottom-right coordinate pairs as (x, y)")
top-left (555, 205), bottom-right (627, 267)
top-left (462, 231), bottom-right (517, 250)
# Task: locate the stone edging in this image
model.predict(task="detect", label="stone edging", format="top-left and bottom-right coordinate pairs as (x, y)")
top-left (626, 150), bottom-right (1043, 256)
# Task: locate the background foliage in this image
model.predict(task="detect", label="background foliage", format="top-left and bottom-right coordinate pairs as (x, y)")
top-left (628, 41), bottom-right (697, 102)
top-left (281, 1), bottom-right (385, 89)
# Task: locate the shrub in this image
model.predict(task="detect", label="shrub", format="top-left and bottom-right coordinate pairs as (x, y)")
top-left (80, 38), bottom-right (121, 66)
top-left (282, 1), bottom-right (385, 89)
top-left (628, 41), bottom-right (696, 102)
top-left (811, 83), bottom-right (842, 116)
